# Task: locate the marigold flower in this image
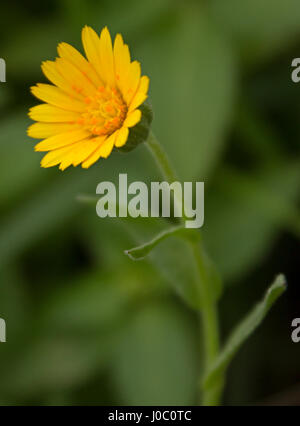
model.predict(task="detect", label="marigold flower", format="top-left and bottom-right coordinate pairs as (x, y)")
top-left (28, 26), bottom-right (150, 170)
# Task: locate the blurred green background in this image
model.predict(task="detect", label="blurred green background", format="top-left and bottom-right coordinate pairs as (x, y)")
top-left (0, 0), bottom-right (300, 405)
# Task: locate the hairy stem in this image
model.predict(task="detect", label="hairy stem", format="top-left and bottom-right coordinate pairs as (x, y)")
top-left (146, 131), bottom-right (223, 405)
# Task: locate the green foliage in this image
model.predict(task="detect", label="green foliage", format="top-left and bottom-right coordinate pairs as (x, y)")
top-left (124, 225), bottom-right (200, 260)
top-left (203, 275), bottom-right (286, 389)
top-left (110, 300), bottom-right (198, 405)
top-left (0, 0), bottom-right (299, 405)
top-left (209, 0), bottom-right (300, 66)
top-left (116, 102), bottom-right (153, 153)
top-left (144, 2), bottom-right (236, 181)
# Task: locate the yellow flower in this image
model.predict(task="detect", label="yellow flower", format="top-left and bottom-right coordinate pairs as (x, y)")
top-left (28, 26), bottom-right (150, 170)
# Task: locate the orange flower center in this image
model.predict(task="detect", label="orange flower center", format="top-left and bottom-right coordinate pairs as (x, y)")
top-left (78, 86), bottom-right (127, 136)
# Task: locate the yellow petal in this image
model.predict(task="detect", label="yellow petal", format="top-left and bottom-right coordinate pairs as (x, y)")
top-left (41, 143), bottom-right (79, 168)
top-left (114, 34), bottom-right (131, 92)
top-left (82, 133), bottom-right (115, 168)
top-left (139, 76), bottom-right (150, 95)
top-left (55, 58), bottom-right (96, 97)
top-left (128, 75), bottom-right (149, 111)
top-left (72, 137), bottom-right (105, 166)
top-left (115, 127), bottom-right (129, 147)
top-left (99, 27), bottom-right (115, 87)
top-left (28, 122), bottom-right (79, 139)
top-left (29, 104), bottom-right (80, 123)
top-left (123, 109), bottom-right (141, 128)
top-left (31, 84), bottom-right (85, 112)
top-left (81, 26), bottom-right (105, 83)
top-left (123, 61), bottom-right (141, 105)
top-left (41, 61), bottom-right (83, 101)
top-left (35, 129), bottom-right (90, 151)
top-left (129, 92), bottom-right (147, 112)
top-left (98, 132), bottom-right (116, 158)
top-left (59, 137), bottom-right (105, 170)
top-left (57, 42), bottom-right (101, 87)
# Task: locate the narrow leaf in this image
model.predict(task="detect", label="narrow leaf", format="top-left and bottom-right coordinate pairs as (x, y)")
top-left (76, 193), bottom-right (98, 205)
top-left (124, 226), bottom-right (200, 261)
top-left (203, 274), bottom-right (287, 389)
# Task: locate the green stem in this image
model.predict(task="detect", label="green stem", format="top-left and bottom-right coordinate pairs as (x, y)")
top-left (191, 242), bottom-right (223, 405)
top-left (146, 131), bottom-right (179, 184)
top-left (146, 131), bottom-right (223, 405)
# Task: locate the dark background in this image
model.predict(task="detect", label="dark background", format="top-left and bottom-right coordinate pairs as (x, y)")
top-left (0, 0), bottom-right (299, 405)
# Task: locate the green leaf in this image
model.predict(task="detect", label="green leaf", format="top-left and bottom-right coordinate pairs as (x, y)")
top-left (204, 161), bottom-right (300, 283)
top-left (0, 138), bottom-right (158, 267)
top-left (61, 0), bottom-right (173, 39)
top-left (143, 2), bottom-right (236, 180)
top-left (209, 0), bottom-right (300, 66)
top-left (124, 225), bottom-right (200, 260)
top-left (0, 113), bottom-right (44, 206)
top-left (203, 274), bottom-right (287, 389)
top-left (110, 300), bottom-right (198, 405)
top-left (121, 218), bottom-right (222, 310)
top-left (0, 170), bottom-right (92, 267)
top-left (101, 215), bottom-right (200, 309)
top-left (76, 194), bottom-right (98, 206)
top-left (1, 263), bottom-right (159, 398)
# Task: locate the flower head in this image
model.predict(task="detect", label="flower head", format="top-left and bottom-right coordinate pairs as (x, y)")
top-left (28, 26), bottom-right (150, 170)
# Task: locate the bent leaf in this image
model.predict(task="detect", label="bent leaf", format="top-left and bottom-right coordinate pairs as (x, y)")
top-left (203, 274), bottom-right (287, 389)
top-left (124, 225), bottom-right (200, 260)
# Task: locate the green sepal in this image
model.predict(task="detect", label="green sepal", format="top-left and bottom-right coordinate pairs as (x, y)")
top-left (116, 101), bottom-right (153, 153)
